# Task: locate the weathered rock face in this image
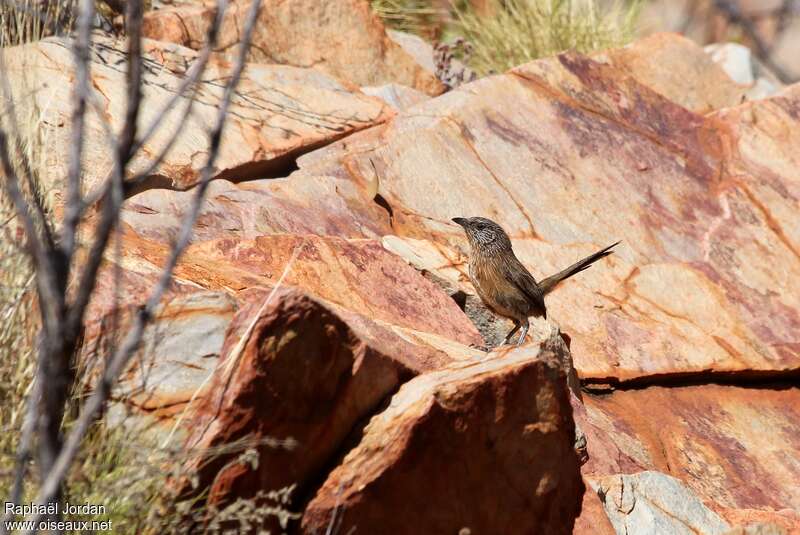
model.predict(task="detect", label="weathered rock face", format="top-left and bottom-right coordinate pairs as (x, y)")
top-left (598, 32), bottom-right (750, 113)
top-left (38, 19), bottom-right (798, 534)
top-left (292, 32), bottom-right (800, 384)
top-left (576, 385), bottom-right (800, 517)
top-left (593, 471), bottom-right (732, 535)
top-left (722, 511), bottom-right (800, 535)
top-left (180, 287), bottom-right (456, 511)
top-left (726, 524), bottom-right (794, 535)
top-left (302, 329), bottom-right (584, 535)
top-left (118, 232), bottom-right (483, 347)
top-left (142, 0), bottom-right (445, 95)
top-left (122, 174), bottom-right (392, 243)
top-left (77, 225), bottom-right (484, 442)
top-left (94, 291), bottom-right (236, 411)
top-left (2, 35), bottom-right (392, 199)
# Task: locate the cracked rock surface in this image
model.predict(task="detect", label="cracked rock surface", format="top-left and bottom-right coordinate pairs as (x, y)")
top-left (12, 9), bottom-right (795, 532)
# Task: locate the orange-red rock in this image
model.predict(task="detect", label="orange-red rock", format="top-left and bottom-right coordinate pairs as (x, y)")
top-left (142, 0), bottom-right (444, 95)
top-left (126, 233), bottom-right (483, 347)
top-left (122, 174), bottom-right (392, 244)
top-left (302, 329), bottom-right (584, 535)
top-left (721, 509), bottom-right (800, 535)
top-left (574, 482), bottom-right (615, 535)
top-left (291, 33), bottom-right (800, 382)
top-left (3, 35), bottom-right (392, 199)
top-left (576, 385), bottom-right (800, 518)
top-left (180, 287), bottom-right (455, 510)
top-left (597, 32), bottom-right (749, 113)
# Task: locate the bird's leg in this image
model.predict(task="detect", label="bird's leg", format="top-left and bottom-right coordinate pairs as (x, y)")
top-left (516, 318), bottom-right (530, 346)
top-left (502, 320), bottom-right (521, 345)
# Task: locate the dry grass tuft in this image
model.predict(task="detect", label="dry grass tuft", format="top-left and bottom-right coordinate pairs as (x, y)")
top-left (452, 0), bottom-right (641, 75)
top-left (0, 0), bottom-right (77, 48)
top-left (0, 204), bottom-right (36, 507)
top-left (369, 1), bottom-right (641, 78)
top-left (370, 0), bottom-right (447, 39)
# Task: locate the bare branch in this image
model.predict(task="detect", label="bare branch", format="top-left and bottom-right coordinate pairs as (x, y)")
top-left (118, 0), bottom-right (145, 158)
top-left (713, 0), bottom-right (795, 83)
top-left (22, 1), bottom-right (262, 526)
top-left (0, 43), bottom-right (56, 251)
top-left (64, 0), bottom-right (146, 342)
top-left (60, 0), bottom-right (95, 263)
top-left (78, 3), bottom-right (228, 211)
top-left (0, 132), bottom-right (61, 333)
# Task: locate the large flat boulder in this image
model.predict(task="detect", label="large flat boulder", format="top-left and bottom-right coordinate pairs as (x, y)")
top-left (2, 35), bottom-right (392, 199)
top-left (286, 33), bottom-right (800, 382)
top-left (576, 385), bottom-right (800, 518)
top-left (120, 232), bottom-right (482, 347)
top-left (592, 471), bottom-right (731, 535)
top-left (142, 0), bottom-right (445, 95)
top-left (179, 287), bottom-right (456, 512)
top-left (302, 327), bottom-right (584, 535)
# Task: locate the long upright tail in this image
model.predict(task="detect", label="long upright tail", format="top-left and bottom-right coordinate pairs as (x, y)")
top-left (539, 241), bottom-right (620, 295)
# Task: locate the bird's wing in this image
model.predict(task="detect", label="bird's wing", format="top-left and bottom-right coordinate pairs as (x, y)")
top-left (501, 256), bottom-right (546, 315)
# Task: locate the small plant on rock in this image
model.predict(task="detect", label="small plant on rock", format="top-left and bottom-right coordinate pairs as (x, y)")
top-left (451, 0), bottom-right (642, 76)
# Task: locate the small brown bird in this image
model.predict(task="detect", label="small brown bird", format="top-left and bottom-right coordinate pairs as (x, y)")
top-left (452, 217), bottom-right (619, 346)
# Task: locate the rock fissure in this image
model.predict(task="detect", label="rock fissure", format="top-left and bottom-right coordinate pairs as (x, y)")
top-left (45, 19), bottom-right (800, 533)
top-left (442, 115), bottom-right (540, 239)
top-left (581, 368), bottom-right (800, 392)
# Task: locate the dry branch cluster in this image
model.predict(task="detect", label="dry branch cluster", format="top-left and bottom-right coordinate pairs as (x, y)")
top-left (0, 0), bottom-right (261, 532)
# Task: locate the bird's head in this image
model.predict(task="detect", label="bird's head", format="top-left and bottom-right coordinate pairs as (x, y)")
top-left (452, 217), bottom-right (512, 254)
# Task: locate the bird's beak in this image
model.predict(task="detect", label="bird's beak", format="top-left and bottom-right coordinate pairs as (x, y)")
top-left (451, 217), bottom-right (468, 228)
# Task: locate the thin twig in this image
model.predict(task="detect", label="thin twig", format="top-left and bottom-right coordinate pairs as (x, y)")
top-left (713, 0), bottom-right (794, 83)
top-left (78, 2), bottom-right (227, 209)
top-left (60, 0), bottom-right (95, 263)
top-left (0, 39), bottom-right (56, 251)
top-left (21, 1), bottom-right (261, 528)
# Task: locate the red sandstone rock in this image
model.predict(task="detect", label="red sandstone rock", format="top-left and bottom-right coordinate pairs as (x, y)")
top-left (142, 0), bottom-right (445, 95)
top-left (597, 32), bottom-right (749, 113)
top-left (721, 509), bottom-right (800, 535)
top-left (302, 329), bottom-right (584, 535)
top-left (3, 34), bottom-right (393, 199)
top-left (77, 227), bottom-right (483, 438)
top-left (574, 482), bottom-right (616, 535)
top-left (131, 233), bottom-right (484, 347)
top-left (576, 385), bottom-right (800, 517)
top-left (292, 33), bottom-right (800, 382)
top-left (180, 287), bottom-right (454, 510)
